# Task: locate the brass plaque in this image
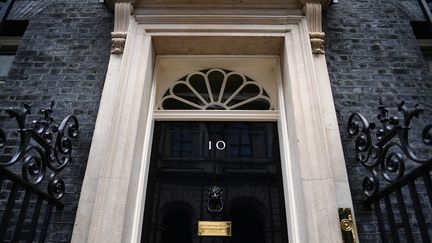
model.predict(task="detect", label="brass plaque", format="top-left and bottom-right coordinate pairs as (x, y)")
top-left (198, 221), bottom-right (232, 236)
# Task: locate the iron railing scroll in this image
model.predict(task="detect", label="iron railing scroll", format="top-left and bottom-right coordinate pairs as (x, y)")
top-left (0, 101), bottom-right (79, 243)
top-left (347, 100), bottom-right (432, 243)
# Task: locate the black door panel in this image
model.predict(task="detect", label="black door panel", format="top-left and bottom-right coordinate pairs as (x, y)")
top-left (141, 122), bottom-right (288, 243)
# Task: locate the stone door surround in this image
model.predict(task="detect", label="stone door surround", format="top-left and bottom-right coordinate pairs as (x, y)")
top-left (71, 1), bottom-right (353, 243)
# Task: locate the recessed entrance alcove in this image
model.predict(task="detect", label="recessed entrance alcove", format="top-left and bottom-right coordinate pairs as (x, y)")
top-left (71, 2), bottom-right (353, 243)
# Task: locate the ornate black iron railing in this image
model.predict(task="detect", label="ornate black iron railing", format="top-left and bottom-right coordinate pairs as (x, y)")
top-left (0, 102), bottom-right (78, 242)
top-left (348, 100), bottom-right (432, 243)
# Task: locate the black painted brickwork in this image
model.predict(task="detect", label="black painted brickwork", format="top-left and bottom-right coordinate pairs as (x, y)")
top-left (324, 0), bottom-right (432, 242)
top-left (0, 1), bottom-right (112, 242)
top-left (1, 0), bottom-right (432, 242)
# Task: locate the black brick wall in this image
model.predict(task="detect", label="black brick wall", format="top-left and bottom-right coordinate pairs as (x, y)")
top-left (324, 0), bottom-right (432, 242)
top-left (0, 1), bottom-right (112, 242)
top-left (1, 0), bottom-right (432, 242)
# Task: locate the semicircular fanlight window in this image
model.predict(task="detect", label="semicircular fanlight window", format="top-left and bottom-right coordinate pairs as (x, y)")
top-left (159, 69), bottom-right (274, 110)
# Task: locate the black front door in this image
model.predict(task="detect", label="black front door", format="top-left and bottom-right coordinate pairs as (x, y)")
top-left (141, 122), bottom-right (288, 243)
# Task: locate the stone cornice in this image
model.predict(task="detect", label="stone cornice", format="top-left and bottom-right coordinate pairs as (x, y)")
top-left (106, 0), bottom-right (332, 11)
top-left (106, 0), bottom-right (330, 55)
top-left (134, 14), bottom-right (303, 25)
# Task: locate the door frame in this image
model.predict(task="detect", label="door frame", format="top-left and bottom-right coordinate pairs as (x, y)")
top-left (136, 55), bottom-right (294, 242)
top-left (72, 8), bottom-right (352, 243)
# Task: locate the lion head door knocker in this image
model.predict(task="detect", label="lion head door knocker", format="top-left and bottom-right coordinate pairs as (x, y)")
top-left (207, 186), bottom-right (224, 216)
